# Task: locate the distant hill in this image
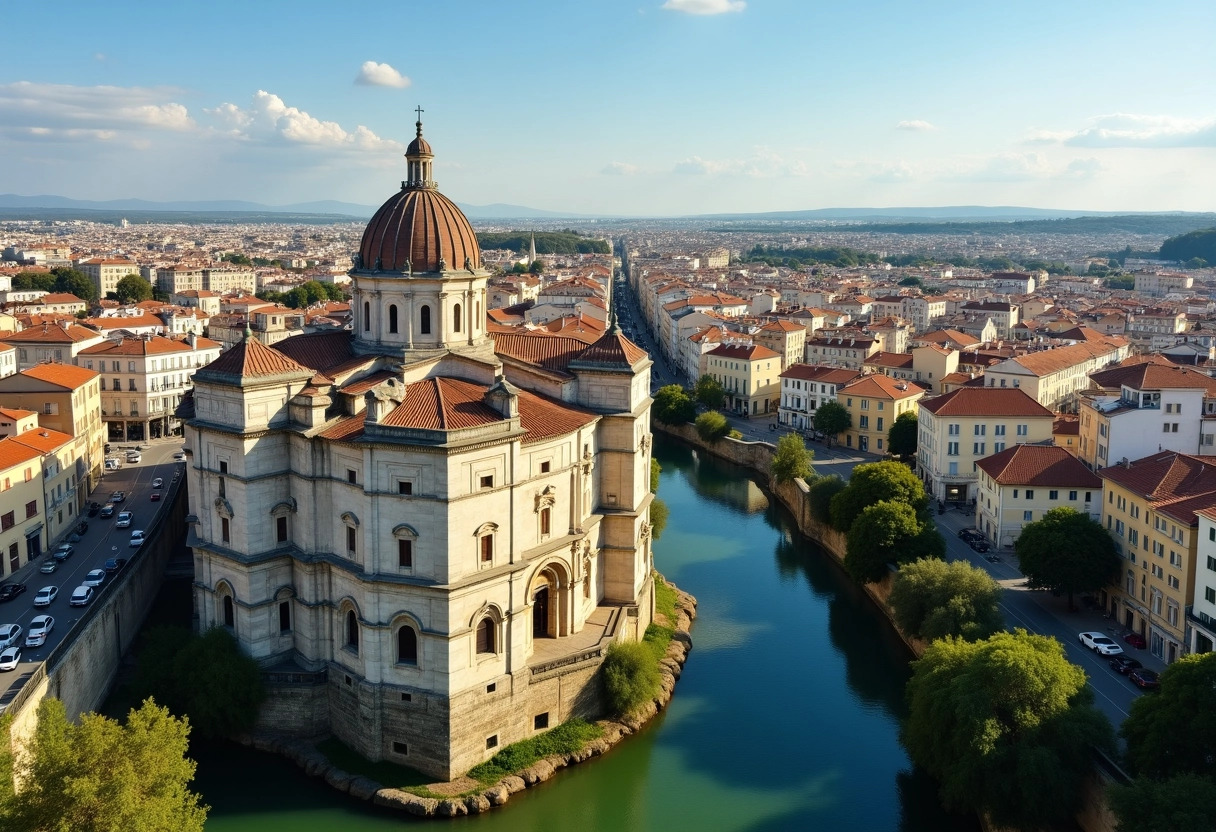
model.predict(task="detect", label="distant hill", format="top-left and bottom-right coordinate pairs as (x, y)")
top-left (1159, 227), bottom-right (1216, 264)
top-left (696, 205), bottom-right (1110, 221)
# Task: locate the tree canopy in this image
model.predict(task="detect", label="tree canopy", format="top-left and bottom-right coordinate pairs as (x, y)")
top-left (652, 385), bottom-right (696, 425)
top-left (807, 474), bottom-right (846, 526)
top-left (476, 231), bottom-right (609, 255)
top-left (1108, 774), bottom-right (1216, 832)
top-left (693, 374), bottom-right (726, 410)
top-left (889, 557), bottom-right (1003, 641)
top-left (256, 280), bottom-right (346, 309)
top-left (829, 460), bottom-right (929, 532)
top-left (1014, 507), bottom-right (1119, 610)
top-left (844, 500), bottom-right (922, 583)
top-left (4, 698), bottom-right (208, 832)
top-left (903, 630), bottom-right (1115, 829)
top-left (113, 273), bottom-right (153, 304)
top-left (887, 411), bottom-right (918, 458)
top-left (812, 400), bottom-right (851, 442)
top-left (13, 268), bottom-right (98, 303)
top-left (770, 432), bottom-right (813, 484)
top-left (1121, 652), bottom-right (1216, 780)
top-left (1160, 227), bottom-right (1216, 264)
top-left (694, 410), bottom-right (730, 443)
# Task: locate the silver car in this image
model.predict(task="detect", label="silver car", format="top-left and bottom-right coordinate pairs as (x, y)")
top-left (0, 646), bottom-right (20, 671)
top-left (25, 615), bottom-right (54, 647)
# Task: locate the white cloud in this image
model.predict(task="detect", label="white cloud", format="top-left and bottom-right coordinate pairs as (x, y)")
top-left (1027, 113), bottom-right (1216, 148)
top-left (0, 81), bottom-right (194, 137)
top-left (1064, 157), bottom-right (1103, 179)
top-left (205, 91), bottom-right (403, 153)
top-left (601, 161), bottom-right (639, 175)
top-left (354, 61), bottom-right (411, 89)
top-left (662, 0), bottom-right (745, 15)
top-left (896, 120), bottom-right (936, 131)
top-left (673, 155), bottom-right (723, 175)
top-left (673, 148), bottom-right (806, 178)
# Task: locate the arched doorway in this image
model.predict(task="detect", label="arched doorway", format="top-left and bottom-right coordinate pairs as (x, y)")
top-left (532, 586), bottom-right (550, 638)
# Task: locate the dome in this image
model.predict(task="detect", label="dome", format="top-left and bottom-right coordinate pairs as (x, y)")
top-left (359, 187), bottom-right (480, 273)
top-left (406, 134), bottom-right (432, 156)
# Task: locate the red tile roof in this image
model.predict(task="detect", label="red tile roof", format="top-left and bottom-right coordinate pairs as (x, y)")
top-left (1089, 361), bottom-right (1216, 394)
top-left (707, 343), bottom-right (780, 361)
top-left (839, 374), bottom-right (922, 400)
top-left (9, 427), bottom-right (73, 454)
top-left (18, 363), bottom-right (98, 389)
top-left (196, 337), bottom-right (313, 385)
top-left (1101, 451), bottom-right (1216, 525)
top-left (779, 364), bottom-right (862, 384)
top-left (272, 331), bottom-right (357, 375)
top-left (920, 387), bottom-right (1053, 417)
top-left (492, 332), bottom-right (587, 376)
top-left (0, 436), bottom-right (44, 471)
top-left (4, 323), bottom-right (102, 344)
top-left (863, 351), bottom-right (914, 369)
top-left (976, 444), bottom-right (1101, 488)
top-left (570, 329), bottom-right (649, 370)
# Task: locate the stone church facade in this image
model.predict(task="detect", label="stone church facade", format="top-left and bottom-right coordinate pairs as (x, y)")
top-left (183, 120), bottom-right (655, 779)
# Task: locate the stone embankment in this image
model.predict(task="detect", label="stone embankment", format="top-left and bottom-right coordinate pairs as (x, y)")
top-left (234, 583), bottom-right (697, 818)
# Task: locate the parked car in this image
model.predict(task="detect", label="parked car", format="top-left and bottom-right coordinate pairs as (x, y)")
top-left (33, 586), bottom-right (58, 607)
top-left (125, 452), bottom-right (142, 463)
top-left (39, 560), bottom-right (58, 574)
top-left (103, 557), bottom-right (128, 574)
top-left (969, 538), bottom-right (991, 553)
top-left (109, 491), bottom-right (126, 503)
top-left (99, 504), bottom-right (115, 518)
top-left (0, 582), bottom-right (26, 603)
top-left (129, 530), bottom-right (146, 547)
top-left (1124, 632), bottom-right (1147, 649)
top-left (1079, 631), bottom-right (1124, 655)
top-left (150, 492), bottom-right (161, 502)
top-left (957, 528), bottom-right (985, 543)
top-left (83, 569), bottom-right (106, 588)
top-left (0, 623), bottom-right (23, 649)
top-left (69, 586), bottom-right (94, 607)
top-left (0, 646), bottom-right (20, 671)
top-left (115, 511), bottom-right (133, 528)
top-left (173, 451), bottom-right (186, 461)
top-left (104, 458), bottom-right (121, 471)
top-left (52, 544), bottom-right (73, 562)
top-left (24, 615), bottom-right (54, 647)
top-left (87, 501), bottom-right (101, 517)
top-left (152, 477), bottom-right (164, 488)
top-left (1129, 668), bottom-right (1161, 691)
top-left (1109, 655), bottom-right (1143, 675)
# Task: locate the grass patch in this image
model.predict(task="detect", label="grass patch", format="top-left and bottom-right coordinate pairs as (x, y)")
top-left (315, 737), bottom-right (433, 790)
top-left (467, 719), bottom-right (604, 785)
top-left (644, 572), bottom-right (679, 660)
top-left (654, 573), bottom-right (678, 624)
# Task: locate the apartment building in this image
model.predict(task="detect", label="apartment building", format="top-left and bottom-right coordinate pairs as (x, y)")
top-left (961, 300), bottom-right (1019, 339)
top-left (1134, 273), bottom-right (1193, 297)
top-left (4, 321), bottom-right (107, 371)
top-left (705, 343), bottom-right (781, 416)
top-left (917, 387), bottom-right (1054, 503)
top-left (974, 444), bottom-right (1102, 548)
top-left (9, 426), bottom-right (78, 545)
top-left (777, 364), bottom-right (862, 431)
top-left (981, 339), bottom-right (1129, 410)
top-left (0, 362), bottom-right (104, 490)
top-left (837, 374), bottom-right (922, 453)
top-left (804, 334), bottom-right (880, 370)
top-left (0, 437), bottom-right (46, 578)
top-left (78, 257), bottom-right (139, 298)
top-left (755, 319), bottom-right (806, 371)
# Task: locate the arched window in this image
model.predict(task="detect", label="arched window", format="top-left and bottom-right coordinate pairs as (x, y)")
top-left (388, 304), bottom-right (398, 334)
top-left (346, 610), bottom-right (359, 652)
top-left (420, 304), bottom-right (431, 335)
top-left (363, 301), bottom-right (370, 332)
top-left (398, 626), bottom-right (418, 665)
top-left (476, 618), bottom-right (495, 654)
top-left (453, 303), bottom-right (462, 333)
top-left (223, 595), bottom-right (234, 628)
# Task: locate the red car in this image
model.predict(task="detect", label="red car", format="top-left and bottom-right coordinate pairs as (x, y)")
top-left (1129, 668), bottom-right (1160, 690)
top-left (150, 492), bottom-right (161, 502)
top-left (1124, 632), bottom-right (1147, 649)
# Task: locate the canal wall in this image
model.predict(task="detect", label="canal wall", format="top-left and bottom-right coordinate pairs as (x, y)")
top-left (652, 422), bottom-right (1119, 832)
top-left (4, 475), bottom-right (188, 751)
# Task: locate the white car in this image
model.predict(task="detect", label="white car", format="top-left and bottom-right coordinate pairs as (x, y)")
top-left (1078, 631), bottom-right (1124, 656)
top-left (33, 586), bottom-right (58, 607)
top-left (25, 615), bottom-right (54, 647)
top-left (116, 511), bottom-right (133, 528)
top-left (0, 623), bottom-right (21, 649)
top-left (152, 477), bottom-right (164, 488)
top-left (172, 451), bottom-right (186, 461)
top-left (126, 452), bottom-right (142, 463)
top-left (129, 530), bottom-right (146, 547)
top-left (0, 646), bottom-right (20, 671)
top-left (69, 586), bottom-right (94, 607)
top-left (83, 569), bottom-right (106, 588)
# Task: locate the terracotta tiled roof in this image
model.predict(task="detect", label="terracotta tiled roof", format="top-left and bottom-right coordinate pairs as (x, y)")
top-left (779, 364), bottom-right (861, 384)
top-left (917, 329), bottom-right (980, 347)
top-left (570, 330), bottom-right (649, 370)
top-left (194, 336), bottom-right (313, 386)
top-left (339, 370), bottom-right (398, 396)
top-left (4, 323), bottom-right (102, 344)
top-left (82, 313), bottom-right (165, 330)
top-left (839, 374), bottom-right (922, 400)
top-left (18, 363), bottom-right (98, 389)
top-left (79, 335), bottom-right (221, 356)
top-left (0, 436), bottom-right (44, 471)
top-left (920, 387), bottom-right (1053, 417)
top-left (1101, 451), bottom-right (1216, 525)
top-left (0, 407), bottom-right (36, 420)
top-left (1053, 415), bottom-right (1080, 436)
top-left (863, 351), bottom-right (914, 369)
top-left (976, 444), bottom-right (1101, 488)
top-left (492, 332), bottom-right (588, 376)
top-left (1089, 361), bottom-right (1216, 394)
top-left (706, 343), bottom-right (780, 361)
top-left (9, 426), bottom-right (73, 454)
top-left (359, 186), bottom-right (480, 273)
top-left (272, 331), bottom-right (357, 374)
top-left (759, 319), bottom-right (803, 332)
top-left (1001, 341), bottom-right (1125, 377)
top-left (39, 293), bottom-right (85, 304)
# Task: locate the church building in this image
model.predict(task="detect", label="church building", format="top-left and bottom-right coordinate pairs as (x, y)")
top-left (183, 118), bottom-right (655, 779)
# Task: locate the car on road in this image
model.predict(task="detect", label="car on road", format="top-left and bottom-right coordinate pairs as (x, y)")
top-left (0, 623), bottom-right (22, 649)
top-left (69, 586), bottom-right (94, 607)
top-left (173, 450), bottom-right (186, 461)
top-left (104, 557), bottom-right (127, 574)
top-left (83, 569), bottom-right (106, 588)
top-left (0, 646), bottom-right (20, 671)
top-left (125, 451), bottom-right (142, 463)
top-left (0, 582), bottom-right (26, 603)
top-left (129, 530), bottom-right (146, 547)
top-left (39, 560), bottom-right (58, 574)
top-left (957, 528), bottom-right (985, 543)
top-left (87, 501), bottom-right (101, 517)
top-left (52, 544), bottom-right (73, 562)
top-left (34, 586), bottom-right (59, 607)
top-left (24, 615), bottom-right (53, 647)
top-left (104, 458), bottom-right (121, 471)
top-left (1079, 631), bottom-right (1124, 655)
top-left (1124, 632), bottom-right (1147, 649)
top-left (75, 520), bottom-right (89, 535)
top-left (150, 492), bottom-right (161, 502)
top-left (99, 504), bottom-right (115, 518)
top-left (1129, 668), bottom-right (1161, 690)
top-left (115, 511), bottom-right (133, 528)
top-left (1109, 655), bottom-right (1143, 675)
top-left (109, 491), bottom-right (126, 503)
top-left (152, 477), bottom-right (164, 488)
top-left (968, 537), bottom-right (991, 553)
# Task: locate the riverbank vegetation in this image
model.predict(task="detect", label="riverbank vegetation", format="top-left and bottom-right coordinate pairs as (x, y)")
top-left (770, 433), bottom-right (813, 484)
top-left (888, 558), bottom-right (1003, 641)
top-left (694, 410), bottom-right (731, 443)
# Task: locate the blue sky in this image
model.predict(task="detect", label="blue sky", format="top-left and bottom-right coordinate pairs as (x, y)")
top-left (1, 0), bottom-right (1213, 215)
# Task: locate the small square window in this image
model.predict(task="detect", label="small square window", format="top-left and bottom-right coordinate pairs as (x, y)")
top-left (486, 735), bottom-right (498, 750)
top-left (1025, 490), bottom-right (1034, 499)
top-left (480, 474), bottom-right (494, 489)
top-left (392, 741), bottom-right (408, 755)
top-left (534, 713), bottom-right (550, 730)
top-left (540, 461), bottom-right (550, 474)
top-left (398, 480), bottom-right (413, 495)
top-left (344, 674), bottom-right (353, 687)
top-left (401, 692), bottom-right (412, 702)
top-left (486, 683), bottom-right (496, 693)
top-left (1023, 510), bottom-right (1033, 522)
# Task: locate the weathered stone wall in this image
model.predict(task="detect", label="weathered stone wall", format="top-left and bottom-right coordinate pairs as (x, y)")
top-left (253, 678), bottom-right (330, 736)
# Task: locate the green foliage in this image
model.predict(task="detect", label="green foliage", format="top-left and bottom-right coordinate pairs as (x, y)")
top-left (315, 736), bottom-right (433, 790)
top-left (0, 711), bottom-right (12, 814)
top-left (114, 273), bottom-right (153, 304)
top-left (812, 400), bottom-right (851, 442)
top-left (601, 640), bottom-right (661, 717)
top-left (1121, 652), bottom-right (1216, 780)
top-left (221, 252), bottom-right (253, 266)
top-left (887, 411), bottom-right (918, 458)
top-left (649, 498), bottom-right (669, 540)
top-left (770, 432), bottom-right (813, 484)
top-left (1104, 275), bottom-right (1136, 290)
top-left (7, 698), bottom-right (208, 832)
top-left (744, 243), bottom-right (882, 269)
top-left (807, 474), bottom-right (846, 525)
top-left (476, 231), bottom-right (609, 255)
top-left (1014, 507), bottom-right (1119, 608)
top-left (693, 374), bottom-right (726, 409)
top-left (903, 630), bottom-right (1115, 829)
top-left (133, 626), bottom-right (265, 740)
top-left (1108, 774), bottom-right (1216, 832)
top-left (528, 259), bottom-right (545, 274)
top-left (1160, 226), bottom-right (1216, 264)
top-left (829, 460), bottom-right (928, 532)
top-left (650, 458), bottom-right (661, 493)
top-left (12, 272), bottom-right (57, 293)
top-left (897, 276), bottom-right (923, 287)
top-left (844, 500), bottom-right (921, 583)
top-left (49, 267), bottom-right (98, 303)
top-left (694, 410), bottom-right (730, 443)
top-left (468, 720), bottom-right (604, 784)
top-left (653, 573), bottom-right (678, 626)
top-left (652, 384), bottom-right (696, 425)
top-left (1185, 257), bottom-right (1208, 269)
top-left (889, 557), bottom-right (1003, 641)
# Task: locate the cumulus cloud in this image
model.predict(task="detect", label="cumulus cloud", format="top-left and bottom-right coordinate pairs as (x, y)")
top-left (0, 81), bottom-right (194, 138)
top-left (601, 161), bottom-right (639, 175)
top-left (354, 61), bottom-right (411, 89)
top-left (205, 91), bottom-right (403, 152)
top-left (896, 119), bottom-right (936, 131)
top-left (662, 0), bottom-right (745, 15)
top-left (673, 148), bottom-right (806, 178)
top-left (1027, 113), bottom-right (1216, 148)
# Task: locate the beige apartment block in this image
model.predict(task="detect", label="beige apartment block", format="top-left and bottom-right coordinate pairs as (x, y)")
top-left (974, 444), bottom-right (1102, 548)
top-left (78, 257), bottom-right (139, 299)
top-left (837, 373), bottom-right (922, 454)
top-left (4, 322), bottom-right (106, 371)
top-left (1189, 508), bottom-right (1216, 655)
top-left (777, 364), bottom-right (861, 431)
top-left (0, 363), bottom-right (104, 491)
top-left (705, 343), bottom-right (781, 416)
top-left (0, 437), bottom-right (46, 578)
top-left (981, 339), bottom-right (1129, 410)
top-left (755, 319), bottom-right (806, 371)
top-left (8, 426), bottom-right (78, 546)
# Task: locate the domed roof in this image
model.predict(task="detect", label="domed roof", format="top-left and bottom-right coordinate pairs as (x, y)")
top-left (406, 134), bottom-right (432, 156)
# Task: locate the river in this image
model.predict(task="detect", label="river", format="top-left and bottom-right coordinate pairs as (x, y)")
top-left (191, 436), bottom-right (977, 830)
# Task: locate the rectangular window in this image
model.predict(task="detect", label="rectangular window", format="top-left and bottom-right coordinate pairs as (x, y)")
top-left (398, 539), bottom-right (413, 568)
top-left (947, 442), bottom-right (959, 456)
top-left (486, 735), bottom-right (498, 750)
top-left (973, 442), bottom-right (985, 455)
top-left (995, 424), bottom-right (1006, 436)
top-left (481, 534), bottom-right (493, 562)
top-left (1026, 490), bottom-right (1034, 499)
top-left (276, 516), bottom-right (288, 543)
top-left (1017, 424), bottom-right (1028, 436)
top-left (347, 526), bottom-right (357, 555)
top-left (221, 517), bottom-right (230, 543)
top-left (1049, 490), bottom-right (1058, 500)
top-left (1164, 423), bottom-right (1171, 433)
top-left (25, 500), bottom-right (36, 519)
top-left (948, 424), bottom-right (960, 436)
top-left (392, 741), bottom-right (408, 756)
top-left (860, 415), bottom-right (869, 429)
top-left (480, 474), bottom-right (494, 489)
top-left (540, 507), bottom-right (551, 536)
top-left (994, 442), bottom-right (1005, 452)
top-left (0, 511), bottom-right (12, 531)
top-left (220, 460), bottom-right (228, 474)
top-left (398, 480), bottom-right (413, 495)
top-left (974, 424), bottom-right (985, 436)
top-left (1207, 587), bottom-right (1216, 604)
top-left (1023, 510), bottom-right (1033, 521)
top-left (1208, 555), bottom-right (1216, 572)
top-left (279, 601), bottom-right (291, 632)
top-left (347, 469), bottom-right (357, 484)
top-left (540, 460), bottom-right (551, 474)
top-left (534, 713), bottom-right (550, 730)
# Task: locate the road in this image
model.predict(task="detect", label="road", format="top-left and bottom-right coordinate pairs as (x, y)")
top-left (0, 439), bottom-right (183, 707)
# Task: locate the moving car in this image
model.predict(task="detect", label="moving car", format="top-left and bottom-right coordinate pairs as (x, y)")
top-left (24, 615), bottom-right (54, 647)
top-left (39, 560), bottom-right (58, 574)
top-left (109, 491), bottom-right (126, 503)
top-left (83, 569), bottom-right (106, 588)
top-left (75, 520), bottom-right (88, 535)
top-left (1124, 632), bottom-right (1147, 649)
top-left (0, 623), bottom-right (22, 649)
top-left (69, 586), bottom-right (94, 607)
top-left (52, 544), bottom-right (74, 562)
top-left (1079, 631), bottom-right (1124, 655)
top-left (152, 477), bottom-right (164, 488)
top-left (0, 582), bottom-right (26, 603)
top-left (99, 504), bottom-right (115, 518)
top-left (957, 528), bottom-right (985, 543)
top-left (115, 511), bottom-right (133, 528)
top-left (87, 501), bottom-right (101, 517)
top-left (0, 646), bottom-right (20, 671)
top-left (103, 557), bottom-right (128, 574)
top-left (129, 530), bottom-right (146, 547)
top-left (1109, 655), bottom-right (1143, 675)
top-left (150, 492), bottom-right (161, 502)
top-left (1129, 668), bottom-right (1161, 690)
top-left (33, 586), bottom-right (58, 607)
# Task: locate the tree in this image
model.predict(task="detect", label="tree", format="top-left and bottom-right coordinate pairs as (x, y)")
top-left (1109, 774), bottom-right (1216, 832)
top-left (528, 259), bottom-right (545, 274)
top-left (650, 458), bottom-right (661, 493)
top-left (601, 641), bottom-right (660, 717)
top-left (1014, 507), bottom-right (1119, 610)
top-left (829, 460), bottom-right (929, 532)
top-left (652, 385), bottom-right (696, 425)
top-left (694, 411), bottom-right (730, 443)
top-left (887, 411), bottom-right (918, 458)
top-left (844, 500), bottom-right (922, 583)
top-left (889, 557), bottom-right (1003, 641)
top-left (807, 474), bottom-right (846, 525)
top-left (812, 401), bottom-right (851, 444)
top-left (897, 276), bottom-right (923, 287)
top-left (693, 374), bottom-right (726, 410)
top-left (1121, 652), bottom-right (1216, 780)
top-left (50, 267), bottom-right (98, 303)
top-left (113, 273), bottom-right (153, 304)
top-left (649, 499), bottom-right (668, 540)
top-left (770, 432), bottom-right (813, 484)
top-left (13, 272), bottom-right (56, 293)
top-left (903, 630), bottom-right (1115, 829)
top-left (8, 698), bottom-right (208, 832)
top-left (222, 252), bottom-right (252, 266)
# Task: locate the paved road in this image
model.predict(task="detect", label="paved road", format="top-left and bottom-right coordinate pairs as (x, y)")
top-left (0, 439), bottom-right (183, 707)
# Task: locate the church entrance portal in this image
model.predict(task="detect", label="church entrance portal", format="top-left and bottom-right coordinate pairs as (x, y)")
top-left (533, 587), bottom-right (550, 638)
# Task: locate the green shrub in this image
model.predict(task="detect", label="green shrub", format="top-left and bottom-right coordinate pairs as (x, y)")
top-left (807, 474), bottom-right (846, 525)
top-left (601, 640), bottom-right (662, 716)
top-left (695, 410), bottom-right (730, 442)
top-left (467, 719), bottom-right (603, 784)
